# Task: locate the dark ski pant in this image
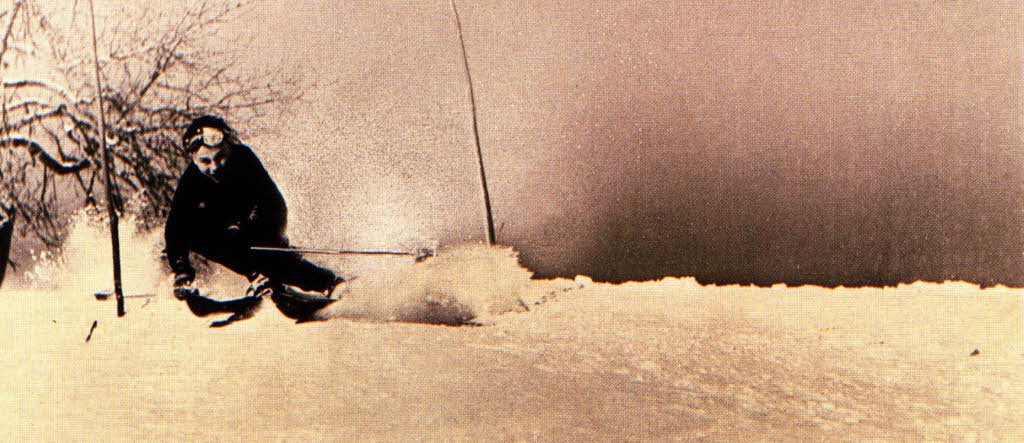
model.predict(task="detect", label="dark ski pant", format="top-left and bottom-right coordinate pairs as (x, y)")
top-left (191, 233), bottom-right (337, 293)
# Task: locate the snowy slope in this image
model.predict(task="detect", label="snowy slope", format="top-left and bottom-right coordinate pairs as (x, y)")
top-left (1, 278), bottom-right (1021, 440)
top-left (0, 215), bottom-right (1020, 440)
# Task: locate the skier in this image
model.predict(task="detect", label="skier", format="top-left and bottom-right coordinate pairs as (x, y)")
top-left (166, 115), bottom-right (343, 322)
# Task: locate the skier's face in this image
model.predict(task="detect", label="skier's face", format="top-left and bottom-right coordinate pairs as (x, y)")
top-left (191, 143), bottom-right (226, 179)
top-left (188, 126), bottom-right (227, 179)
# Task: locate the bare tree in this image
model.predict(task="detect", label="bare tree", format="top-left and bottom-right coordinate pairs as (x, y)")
top-left (0, 0), bottom-right (300, 247)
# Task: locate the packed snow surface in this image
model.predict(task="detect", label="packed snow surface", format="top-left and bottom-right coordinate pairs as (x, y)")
top-left (0, 213), bottom-right (1021, 440)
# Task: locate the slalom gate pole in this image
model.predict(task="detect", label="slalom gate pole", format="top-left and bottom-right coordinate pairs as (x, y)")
top-left (88, 0), bottom-right (125, 316)
top-left (450, 0), bottom-right (496, 246)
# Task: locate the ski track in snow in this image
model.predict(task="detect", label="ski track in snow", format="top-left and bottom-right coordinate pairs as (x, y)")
top-left (0, 212), bottom-right (1021, 440)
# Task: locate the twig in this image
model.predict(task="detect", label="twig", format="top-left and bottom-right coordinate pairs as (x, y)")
top-left (85, 320), bottom-right (97, 342)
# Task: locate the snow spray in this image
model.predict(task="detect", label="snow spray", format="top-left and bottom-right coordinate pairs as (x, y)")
top-left (313, 243), bottom-right (533, 324)
top-left (25, 209), bottom-right (171, 299)
top-left (27, 209), bottom-right (534, 325)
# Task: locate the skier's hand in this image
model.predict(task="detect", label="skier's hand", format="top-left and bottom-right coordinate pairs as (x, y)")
top-left (245, 273), bottom-right (274, 298)
top-left (173, 273), bottom-right (198, 300)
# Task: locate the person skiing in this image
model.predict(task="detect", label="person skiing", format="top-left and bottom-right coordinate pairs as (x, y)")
top-left (166, 115), bottom-right (342, 321)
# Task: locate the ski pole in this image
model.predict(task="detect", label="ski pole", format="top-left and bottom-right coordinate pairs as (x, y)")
top-left (94, 291), bottom-right (157, 300)
top-left (250, 246), bottom-right (434, 262)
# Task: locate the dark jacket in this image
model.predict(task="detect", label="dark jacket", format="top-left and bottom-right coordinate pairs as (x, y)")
top-left (165, 143), bottom-right (287, 279)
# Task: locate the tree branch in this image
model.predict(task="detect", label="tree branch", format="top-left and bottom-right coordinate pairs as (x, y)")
top-left (1, 137), bottom-right (91, 174)
top-left (0, 1), bottom-right (23, 64)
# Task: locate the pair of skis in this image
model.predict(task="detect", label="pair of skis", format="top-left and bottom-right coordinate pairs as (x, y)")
top-left (93, 244), bottom-right (434, 324)
top-left (96, 284), bottom-right (330, 326)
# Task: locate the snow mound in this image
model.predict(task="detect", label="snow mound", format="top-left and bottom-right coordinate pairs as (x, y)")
top-left (314, 243), bottom-right (533, 324)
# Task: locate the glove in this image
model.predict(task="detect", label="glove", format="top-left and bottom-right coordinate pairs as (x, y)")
top-left (245, 273), bottom-right (275, 298)
top-left (173, 273), bottom-right (198, 300)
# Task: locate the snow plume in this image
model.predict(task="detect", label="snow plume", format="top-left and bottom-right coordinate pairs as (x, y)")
top-left (24, 209), bottom-right (534, 325)
top-left (26, 208), bottom-right (171, 297)
top-left (314, 244), bottom-right (533, 325)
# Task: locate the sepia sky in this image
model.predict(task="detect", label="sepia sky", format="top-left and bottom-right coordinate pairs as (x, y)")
top-left (228, 0), bottom-right (1024, 286)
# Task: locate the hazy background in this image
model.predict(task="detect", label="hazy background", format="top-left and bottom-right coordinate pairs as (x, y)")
top-left (228, 0), bottom-right (1022, 286)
